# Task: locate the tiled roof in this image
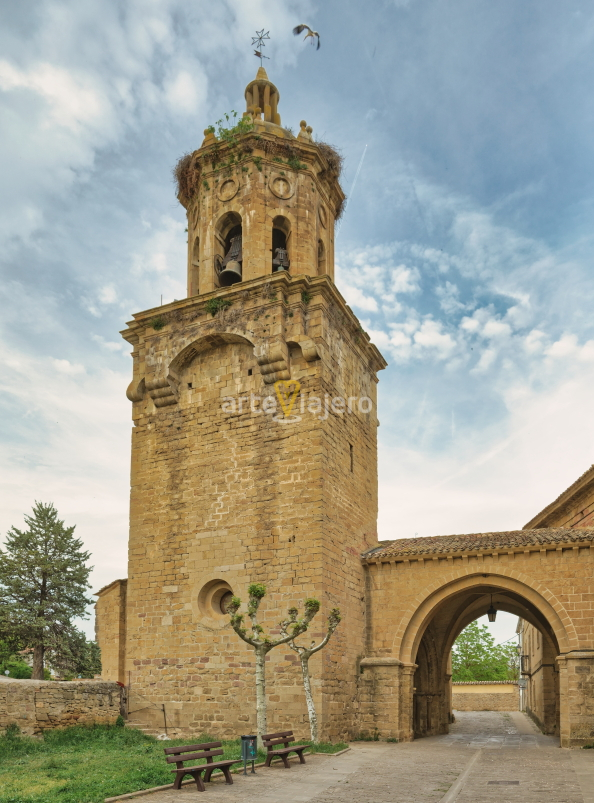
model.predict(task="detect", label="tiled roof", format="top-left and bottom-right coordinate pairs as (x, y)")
top-left (523, 464), bottom-right (594, 529)
top-left (361, 528), bottom-right (594, 560)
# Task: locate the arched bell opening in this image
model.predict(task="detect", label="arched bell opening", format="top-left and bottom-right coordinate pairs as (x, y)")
top-left (272, 215), bottom-right (291, 273)
top-left (317, 239), bottom-right (326, 275)
top-left (189, 236), bottom-right (200, 297)
top-left (215, 211), bottom-right (243, 287)
top-left (406, 581), bottom-right (563, 743)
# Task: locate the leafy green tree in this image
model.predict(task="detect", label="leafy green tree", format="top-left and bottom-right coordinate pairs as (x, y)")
top-left (0, 640), bottom-right (31, 678)
top-left (451, 621), bottom-right (519, 681)
top-left (0, 502), bottom-right (93, 679)
top-left (49, 630), bottom-right (102, 678)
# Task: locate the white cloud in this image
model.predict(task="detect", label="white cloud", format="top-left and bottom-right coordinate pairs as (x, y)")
top-left (391, 264), bottom-right (420, 294)
top-left (483, 319), bottom-right (511, 339)
top-left (546, 333), bottom-right (579, 359)
top-left (92, 335), bottom-right (130, 356)
top-left (413, 319), bottom-right (456, 357)
top-left (524, 329), bottom-right (546, 354)
top-left (52, 358), bottom-right (85, 374)
top-left (0, 61), bottom-right (110, 133)
top-left (436, 281), bottom-right (466, 314)
top-left (343, 285), bottom-right (378, 312)
top-left (98, 285), bottom-right (118, 305)
top-left (472, 347), bottom-right (497, 373)
top-left (165, 70), bottom-right (206, 114)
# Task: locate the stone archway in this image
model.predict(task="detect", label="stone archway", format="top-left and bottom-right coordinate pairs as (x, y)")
top-left (360, 531), bottom-right (594, 748)
top-left (404, 577), bottom-right (564, 740)
top-left (400, 575), bottom-right (571, 744)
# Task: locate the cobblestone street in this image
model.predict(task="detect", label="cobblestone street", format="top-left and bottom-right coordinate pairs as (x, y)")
top-left (126, 711), bottom-right (594, 803)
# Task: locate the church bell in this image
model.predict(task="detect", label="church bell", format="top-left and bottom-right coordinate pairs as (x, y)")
top-left (218, 234), bottom-right (243, 286)
top-left (219, 260), bottom-right (242, 286)
top-left (272, 246), bottom-right (290, 272)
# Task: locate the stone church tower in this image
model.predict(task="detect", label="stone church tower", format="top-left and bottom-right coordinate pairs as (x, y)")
top-left (96, 67), bottom-right (387, 740)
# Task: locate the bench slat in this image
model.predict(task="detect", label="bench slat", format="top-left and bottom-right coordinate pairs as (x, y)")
top-left (262, 731), bottom-right (293, 740)
top-left (166, 749), bottom-right (223, 764)
top-left (269, 745), bottom-right (307, 751)
top-left (170, 759), bottom-right (238, 773)
top-left (163, 741), bottom-right (221, 755)
top-left (164, 741), bottom-right (221, 755)
top-left (265, 738), bottom-right (294, 747)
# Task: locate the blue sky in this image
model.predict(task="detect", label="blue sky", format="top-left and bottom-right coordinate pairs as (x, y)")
top-left (1, 0), bottom-right (594, 642)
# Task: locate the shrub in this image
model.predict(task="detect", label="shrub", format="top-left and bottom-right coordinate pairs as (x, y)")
top-left (205, 298), bottom-right (232, 317)
top-left (150, 316), bottom-right (166, 331)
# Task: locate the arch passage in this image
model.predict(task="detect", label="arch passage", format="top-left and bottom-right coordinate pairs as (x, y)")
top-left (410, 580), bottom-right (561, 739)
top-left (360, 556), bottom-right (589, 746)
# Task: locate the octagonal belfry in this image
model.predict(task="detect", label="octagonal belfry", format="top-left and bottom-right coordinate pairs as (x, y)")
top-left (179, 66), bottom-right (345, 298)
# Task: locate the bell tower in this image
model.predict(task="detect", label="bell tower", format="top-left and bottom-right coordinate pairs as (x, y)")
top-left (182, 66), bottom-right (342, 298)
top-left (97, 67), bottom-right (387, 741)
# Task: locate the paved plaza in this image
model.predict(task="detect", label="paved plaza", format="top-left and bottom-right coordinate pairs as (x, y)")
top-left (133, 711), bottom-right (594, 803)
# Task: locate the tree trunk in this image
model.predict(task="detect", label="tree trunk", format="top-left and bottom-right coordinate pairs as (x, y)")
top-left (255, 647), bottom-right (267, 748)
top-left (300, 654), bottom-right (318, 742)
top-left (32, 643), bottom-right (45, 680)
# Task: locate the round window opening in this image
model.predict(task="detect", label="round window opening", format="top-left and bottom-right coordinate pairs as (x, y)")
top-left (219, 591), bottom-right (234, 615)
top-left (197, 579), bottom-right (234, 619)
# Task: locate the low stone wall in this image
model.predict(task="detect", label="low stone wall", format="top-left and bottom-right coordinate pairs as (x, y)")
top-left (452, 682), bottom-right (519, 712)
top-left (0, 679), bottom-right (124, 735)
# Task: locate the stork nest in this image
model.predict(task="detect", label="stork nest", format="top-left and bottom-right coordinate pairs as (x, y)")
top-left (173, 152), bottom-right (202, 205)
top-left (335, 196), bottom-right (346, 221)
top-left (315, 140), bottom-right (344, 178)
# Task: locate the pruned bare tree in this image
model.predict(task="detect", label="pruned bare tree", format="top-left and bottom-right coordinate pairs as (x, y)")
top-left (281, 607), bottom-right (341, 742)
top-left (227, 584), bottom-right (321, 745)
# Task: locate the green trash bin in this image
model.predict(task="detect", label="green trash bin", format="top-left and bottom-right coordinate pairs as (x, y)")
top-left (241, 734), bottom-right (258, 774)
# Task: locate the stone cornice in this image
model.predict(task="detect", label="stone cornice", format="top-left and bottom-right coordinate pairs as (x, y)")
top-left (359, 657), bottom-right (403, 667)
top-left (121, 273), bottom-right (387, 375)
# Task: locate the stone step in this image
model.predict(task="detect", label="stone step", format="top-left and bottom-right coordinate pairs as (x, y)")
top-left (124, 721), bottom-right (155, 733)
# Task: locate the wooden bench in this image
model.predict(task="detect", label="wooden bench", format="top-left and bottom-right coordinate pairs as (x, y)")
top-left (262, 730), bottom-right (308, 768)
top-left (164, 741), bottom-right (240, 791)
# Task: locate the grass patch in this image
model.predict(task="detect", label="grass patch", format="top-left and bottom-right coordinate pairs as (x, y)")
top-left (0, 725), bottom-right (263, 803)
top-left (302, 740), bottom-right (348, 754)
top-left (0, 725), bottom-right (347, 802)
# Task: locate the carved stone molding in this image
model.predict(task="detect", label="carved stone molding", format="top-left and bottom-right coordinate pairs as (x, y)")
top-left (146, 377), bottom-right (177, 408)
top-left (216, 178), bottom-right (239, 202)
top-left (269, 174), bottom-right (294, 200)
top-left (254, 340), bottom-right (291, 384)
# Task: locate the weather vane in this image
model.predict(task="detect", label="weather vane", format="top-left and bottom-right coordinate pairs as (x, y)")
top-left (252, 29), bottom-right (270, 64)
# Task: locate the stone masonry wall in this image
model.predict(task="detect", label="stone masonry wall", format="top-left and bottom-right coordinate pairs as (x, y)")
top-left (452, 683), bottom-right (519, 711)
top-left (115, 272), bottom-right (385, 741)
top-left (95, 579), bottom-right (127, 683)
top-left (0, 680), bottom-right (123, 736)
